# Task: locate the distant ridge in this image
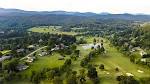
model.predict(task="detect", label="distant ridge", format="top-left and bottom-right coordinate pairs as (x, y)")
top-left (0, 8), bottom-right (150, 23)
top-left (0, 8), bottom-right (149, 16)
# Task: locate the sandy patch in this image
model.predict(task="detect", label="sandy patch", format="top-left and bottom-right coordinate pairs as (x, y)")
top-left (126, 73), bottom-right (134, 76)
top-left (137, 70), bottom-right (144, 73)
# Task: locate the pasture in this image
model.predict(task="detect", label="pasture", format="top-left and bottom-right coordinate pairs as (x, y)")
top-left (8, 36), bottom-right (150, 84)
top-left (28, 26), bottom-right (77, 35)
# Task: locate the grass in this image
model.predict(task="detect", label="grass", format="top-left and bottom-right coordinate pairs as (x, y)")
top-left (141, 23), bottom-right (150, 32)
top-left (8, 36), bottom-right (150, 84)
top-left (73, 36), bottom-right (150, 84)
top-left (19, 53), bottom-right (65, 78)
top-left (87, 37), bottom-right (150, 83)
top-left (28, 26), bottom-right (77, 35)
top-left (0, 50), bottom-right (11, 55)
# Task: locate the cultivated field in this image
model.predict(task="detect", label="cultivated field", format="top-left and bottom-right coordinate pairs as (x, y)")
top-left (28, 26), bottom-right (77, 35)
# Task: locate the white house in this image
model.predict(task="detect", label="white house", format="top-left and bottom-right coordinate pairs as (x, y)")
top-left (140, 51), bottom-right (147, 57)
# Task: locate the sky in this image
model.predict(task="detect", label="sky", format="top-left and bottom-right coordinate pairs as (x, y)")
top-left (0, 0), bottom-right (150, 14)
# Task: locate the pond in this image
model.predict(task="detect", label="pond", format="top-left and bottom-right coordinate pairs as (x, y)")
top-left (81, 43), bottom-right (101, 50)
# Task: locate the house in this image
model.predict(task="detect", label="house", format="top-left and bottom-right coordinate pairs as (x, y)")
top-left (17, 49), bottom-right (25, 53)
top-left (0, 56), bottom-right (12, 62)
top-left (58, 56), bottom-right (64, 60)
top-left (0, 31), bottom-right (4, 34)
top-left (16, 64), bottom-right (29, 71)
top-left (51, 43), bottom-right (67, 51)
top-left (27, 45), bottom-right (35, 49)
top-left (140, 51), bottom-right (147, 57)
top-left (91, 43), bottom-right (103, 49)
top-left (25, 56), bottom-right (36, 63)
top-left (38, 51), bottom-right (47, 56)
top-left (131, 47), bottom-right (141, 52)
top-left (141, 58), bottom-right (150, 63)
top-left (39, 39), bottom-right (43, 43)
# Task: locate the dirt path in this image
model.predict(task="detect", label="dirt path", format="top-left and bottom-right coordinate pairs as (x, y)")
top-left (20, 46), bottom-right (47, 60)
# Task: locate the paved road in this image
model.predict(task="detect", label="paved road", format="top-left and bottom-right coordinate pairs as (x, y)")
top-left (20, 46), bottom-right (47, 60)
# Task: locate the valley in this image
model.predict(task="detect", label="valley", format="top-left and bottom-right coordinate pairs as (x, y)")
top-left (1, 25), bottom-right (149, 84)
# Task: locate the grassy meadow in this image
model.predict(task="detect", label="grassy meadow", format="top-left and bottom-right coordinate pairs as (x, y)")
top-left (28, 26), bottom-right (77, 35)
top-left (7, 28), bottom-right (150, 84)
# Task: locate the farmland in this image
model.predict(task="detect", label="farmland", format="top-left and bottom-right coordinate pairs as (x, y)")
top-left (1, 23), bottom-right (150, 84)
top-left (6, 36), bottom-right (150, 84)
top-left (28, 26), bottom-right (77, 35)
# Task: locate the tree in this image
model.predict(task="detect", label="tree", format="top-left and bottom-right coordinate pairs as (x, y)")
top-left (116, 75), bottom-right (139, 84)
top-left (93, 38), bottom-right (96, 45)
top-left (80, 58), bottom-right (89, 67)
top-left (64, 59), bottom-right (72, 66)
top-left (10, 50), bottom-right (18, 57)
top-left (79, 69), bottom-right (86, 83)
top-left (67, 71), bottom-right (78, 84)
top-left (70, 44), bottom-right (77, 51)
top-left (48, 39), bottom-right (55, 49)
top-left (87, 66), bottom-right (98, 79)
top-left (97, 45), bottom-right (101, 54)
top-left (130, 55), bottom-right (136, 63)
top-left (32, 73), bottom-right (40, 84)
top-left (0, 52), bottom-right (3, 58)
top-left (99, 64), bottom-right (104, 70)
top-left (115, 67), bottom-right (119, 72)
top-left (3, 58), bottom-right (19, 72)
top-left (74, 50), bottom-right (80, 57)
top-left (53, 76), bottom-right (63, 84)
top-left (31, 71), bottom-right (36, 81)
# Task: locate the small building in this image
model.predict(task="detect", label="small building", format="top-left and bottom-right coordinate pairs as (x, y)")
top-left (58, 56), bottom-right (64, 60)
top-left (0, 31), bottom-right (4, 34)
top-left (51, 44), bottom-right (67, 51)
top-left (16, 64), bottom-right (29, 71)
top-left (126, 73), bottom-right (134, 76)
top-left (17, 49), bottom-right (25, 53)
top-left (131, 47), bottom-right (141, 51)
top-left (25, 56), bottom-right (36, 63)
top-left (38, 52), bottom-right (47, 56)
top-left (0, 56), bottom-right (12, 62)
top-left (39, 39), bottom-right (43, 43)
top-left (27, 45), bottom-right (35, 49)
top-left (140, 51), bottom-right (147, 57)
top-left (141, 58), bottom-right (150, 63)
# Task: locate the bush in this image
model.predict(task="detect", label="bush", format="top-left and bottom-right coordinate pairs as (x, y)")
top-left (99, 64), bottom-right (104, 70)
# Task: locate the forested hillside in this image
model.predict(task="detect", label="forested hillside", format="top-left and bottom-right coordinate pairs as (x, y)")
top-left (1, 8), bottom-right (150, 29)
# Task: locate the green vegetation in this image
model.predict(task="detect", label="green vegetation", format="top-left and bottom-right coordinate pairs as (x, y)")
top-left (0, 50), bottom-right (11, 55)
top-left (1, 23), bottom-right (150, 84)
top-left (28, 26), bottom-right (77, 35)
top-left (20, 53), bottom-right (65, 78)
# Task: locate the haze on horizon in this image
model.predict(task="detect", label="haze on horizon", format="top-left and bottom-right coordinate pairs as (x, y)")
top-left (0, 0), bottom-right (150, 14)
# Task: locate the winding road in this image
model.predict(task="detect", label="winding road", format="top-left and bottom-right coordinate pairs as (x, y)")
top-left (20, 46), bottom-right (47, 60)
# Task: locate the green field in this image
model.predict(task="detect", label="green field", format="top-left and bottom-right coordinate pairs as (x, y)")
top-left (28, 26), bottom-right (77, 35)
top-left (73, 36), bottom-right (150, 84)
top-left (7, 36), bottom-right (150, 84)
top-left (20, 53), bottom-right (66, 78)
top-left (6, 53), bottom-right (66, 84)
top-left (0, 50), bottom-right (11, 55)
top-left (141, 22), bottom-right (150, 32)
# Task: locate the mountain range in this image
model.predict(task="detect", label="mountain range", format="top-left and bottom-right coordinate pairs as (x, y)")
top-left (0, 8), bottom-right (150, 29)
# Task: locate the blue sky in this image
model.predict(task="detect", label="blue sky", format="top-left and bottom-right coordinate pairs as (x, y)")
top-left (0, 0), bottom-right (150, 14)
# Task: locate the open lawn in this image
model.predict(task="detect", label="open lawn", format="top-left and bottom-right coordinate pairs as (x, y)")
top-left (0, 50), bottom-right (11, 55)
top-left (28, 26), bottom-right (77, 35)
top-left (86, 36), bottom-right (150, 83)
top-left (8, 36), bottom-right (150, 84)
top-left (141, 22), bottom-right (150, 32)
top-left (19, 53), bottom-right (65, 78)
top-left (70, 36), bottom-right (150, 84)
